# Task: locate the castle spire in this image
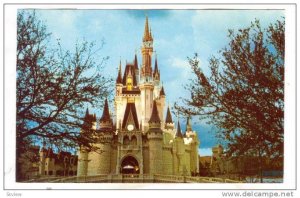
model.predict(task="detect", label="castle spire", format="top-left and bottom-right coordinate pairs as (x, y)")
top-left (85, 108), bottom-right (89, 118)
top-left (141, 16), bottom-right (153, 80)
top-left (154, 55), bottom-right (158, 73)
top-left (100, 99), bottom-right (111, 122)
top-left (99, 99), bottom-right (113, 130)
top-left (160, 84), bottom-right (165, 96)
top-left (134, 53), bottom-right (138, 70)
top-left (186, 115), bottom-right (192, 132)
top-left (175, 120), bottom-right (183, 138)
top-left (116, 60), bottom-right (122, 84)
top-left (165, 105), bottom-right (173, 123)
top-left (143, 16), bottom-right (152, 42)
top-left (149, 100), bottom-right (161, 123)
top-left (175, 111), bottom-right (183, 138)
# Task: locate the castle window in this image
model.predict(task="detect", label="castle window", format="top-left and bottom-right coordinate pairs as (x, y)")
top-left (126, 77), bottom-right (133, 91)
top-left (49, 171), bottom-right (53, 175)
top-left (123, 136), bottom-right (130, 145)
top-left (131, 135), bottom-right (137, 145)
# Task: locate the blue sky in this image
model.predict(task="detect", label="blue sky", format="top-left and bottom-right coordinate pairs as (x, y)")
top-left (33, 9), bottom-right (284, 156)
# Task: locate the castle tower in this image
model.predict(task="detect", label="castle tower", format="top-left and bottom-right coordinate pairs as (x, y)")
top-left (175, 120), bottom-right (185, 175)
top-left (77, 148), bottom-right (89, 177)
top-left (95, 99), bottom-right (113, 174)
top-left (139, 17), bottom-right (154, 130)
top-left (140, 16), bottom-right (153, 83)
top-left (185, 116), bottom-right (200, 175)
top-left (81, 108), bottom-right (97, 130)
top-left (147, 100), bottom-right (163, 175)
top-left (186, 115), bottom-right (192, 133)
top-left (165, 105), bottom-right (174, 130)
top-left (99, 99), bottom-right (113, 129)
top-left (77, 108), bottom-right (96, 176)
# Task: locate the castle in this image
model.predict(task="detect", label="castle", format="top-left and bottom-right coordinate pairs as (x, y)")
top-left (77, 17), bottom-right (200, 177)
top-left (39, 147), bottom-right (78, 177)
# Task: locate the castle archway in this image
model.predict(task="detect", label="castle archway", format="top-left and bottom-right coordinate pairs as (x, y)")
top-left (121, 155), bottom-right (140, 174)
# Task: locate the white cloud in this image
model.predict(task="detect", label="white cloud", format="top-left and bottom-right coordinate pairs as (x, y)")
top-left (198, 148), bottom-right (212, 156)
top-left (170, 57), bottom-right (188, 69)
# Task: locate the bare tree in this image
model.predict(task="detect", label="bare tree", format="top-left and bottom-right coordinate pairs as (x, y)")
top-left (16, 11), bottom-right (112, 181)
top-left (176, 19), bottom-right (284, 182)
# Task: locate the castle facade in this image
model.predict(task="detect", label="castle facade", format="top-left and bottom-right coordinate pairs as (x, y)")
top-left (77, 17), bottom-right (200, 177)
top-left (39, 147), bottom-right (78, 177)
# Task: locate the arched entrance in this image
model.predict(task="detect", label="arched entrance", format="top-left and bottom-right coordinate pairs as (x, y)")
top-left (121, 156), bottom-right (140, 174)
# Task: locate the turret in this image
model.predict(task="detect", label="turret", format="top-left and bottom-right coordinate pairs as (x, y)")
top-left (77, 147), bottom-right (89, 177)
top-left (77, 108), bottom-right (96, 177)
top-left (160, 85), bottom-right (165, 97)
top-left (147, 100), bottom-right (163, 175)
top-left (159, 85), bottom-right (166, 120)
top-left (93, 99), bottom-right (114, 175)
top-left (116, 60), bottom-right (122, 84)
top-left (82, 108), bottom-right (97, 131)
top-left (174, 119), bottom-right (185, 175)
top-left (99, 99), bottom-right (113, 130)
top-left (152, 56), bottom-right (161, 99)
top-left (184, 115), bottom-right (200, 175)
top-left (185, 115), bottom-right (198, 140)
top-left (153, 56), bottom-right (160, 84)
top-left (148, 100), bottom-right (161, 129)
top-left (186, 115), bottom-right (192, 132)
top-left (165, 105), bottom-right (174, 130)
top-left (175, 120), bottom-right (183, 138)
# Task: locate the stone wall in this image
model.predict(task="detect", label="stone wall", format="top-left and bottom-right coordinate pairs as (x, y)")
top-left (162, 146), bottom-right (173, 175)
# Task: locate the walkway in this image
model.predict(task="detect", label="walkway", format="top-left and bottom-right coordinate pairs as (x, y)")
top-left (26, 174), bottom-right (243, 183)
